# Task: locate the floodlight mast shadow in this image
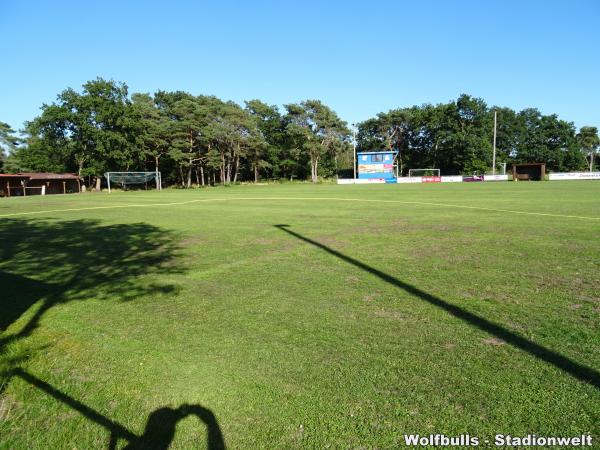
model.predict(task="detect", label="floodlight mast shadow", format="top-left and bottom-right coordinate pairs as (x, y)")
top-left (274, 224), bottom-right (600, 389)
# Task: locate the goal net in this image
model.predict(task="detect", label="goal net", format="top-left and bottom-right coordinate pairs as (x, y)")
top-left (105, 171), bottom-right (162, 193)
top-left (408, 168), bottom-right (440, 177)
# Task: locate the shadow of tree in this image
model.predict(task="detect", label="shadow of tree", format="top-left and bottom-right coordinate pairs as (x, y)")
top-left (0, 271), bottom-right (60, 333)
top-left (0, 217), bottom-right (181, 376)
top-left (274, 224), bottom-right (600, 389)
top-left (0, 218), bottom-right (224, 448)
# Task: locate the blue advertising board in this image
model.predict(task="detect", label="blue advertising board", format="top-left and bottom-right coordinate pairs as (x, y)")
top-left (357, 151), bottom-right (397, 181)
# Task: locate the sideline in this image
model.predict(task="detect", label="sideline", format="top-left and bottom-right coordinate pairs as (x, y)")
top-left (0, 196), bottom-right (598, 221)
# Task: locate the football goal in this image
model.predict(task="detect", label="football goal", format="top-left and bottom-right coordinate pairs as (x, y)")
top-left (408, 168), bottom-right (440, 177)
top-left (105, 171), bottom-right (162, 193)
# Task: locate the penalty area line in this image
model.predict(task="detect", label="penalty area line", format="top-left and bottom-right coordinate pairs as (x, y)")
top-left (0, 196), bottom-right (598, 221)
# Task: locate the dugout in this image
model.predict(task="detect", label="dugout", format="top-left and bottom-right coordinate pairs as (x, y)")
top-left (512, 163), bottom-right (545, 181)
top-left (0, 173), bottom-right (81, 197)
top-left (357, 151), bottom-right (398, 182)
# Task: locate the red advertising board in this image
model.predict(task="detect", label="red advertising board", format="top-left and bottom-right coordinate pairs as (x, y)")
top-left (422, 176), bottom-right (441, 183)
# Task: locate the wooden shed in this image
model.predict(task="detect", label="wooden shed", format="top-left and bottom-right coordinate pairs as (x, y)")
top-left (0, 173), bottom-right (81, 197)
top-left (0, 174), bottom-right (30, 197)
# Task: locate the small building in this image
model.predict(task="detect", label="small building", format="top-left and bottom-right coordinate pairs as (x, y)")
top-left (0, 173), bottom-right (81, 197)
top-left (357, 151), bottom-right (398, 182)
top-left (0, 174), bottom-right (29, 197)
top-left (512, 163), bottom-right (546, 181)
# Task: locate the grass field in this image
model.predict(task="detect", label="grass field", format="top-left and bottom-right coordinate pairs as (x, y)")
top-left (1, 182), bottom-right (599, 449)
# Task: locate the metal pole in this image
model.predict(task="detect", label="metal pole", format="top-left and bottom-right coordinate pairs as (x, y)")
top-left (352, 123), bottom-right (357, 182)
top-left (107, 173), bottom-right (111, 194)
top-left (492, 110), bottom-right (497, 176)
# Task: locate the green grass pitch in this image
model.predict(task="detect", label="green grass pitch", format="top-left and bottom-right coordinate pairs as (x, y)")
top-left (1, 182), bottom-right (599, 448)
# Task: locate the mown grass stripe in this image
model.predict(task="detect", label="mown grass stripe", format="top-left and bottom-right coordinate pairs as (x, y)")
top-left (1, 196), bottom-right (598, 220)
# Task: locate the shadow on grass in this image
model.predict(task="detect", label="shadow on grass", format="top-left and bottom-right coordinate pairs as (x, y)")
top-left (0, 218), bottom-right (181, 349)
top-left (274, 224), bottom-right (600, 389)
top-left (9, 368), bottom-right (225, 450)
top-left (1, 218), bottom-right (225, 448)
top-left (0, 219), bottom-right (225, 450)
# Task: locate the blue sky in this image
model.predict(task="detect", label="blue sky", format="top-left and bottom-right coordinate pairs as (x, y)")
top-left (1, 0), bottom-right (598, 132)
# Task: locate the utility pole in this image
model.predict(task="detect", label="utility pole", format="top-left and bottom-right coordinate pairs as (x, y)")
top-left (352, 123), bottom-right (357, 181)
top-left (492, 110), bottom-right (497, 176)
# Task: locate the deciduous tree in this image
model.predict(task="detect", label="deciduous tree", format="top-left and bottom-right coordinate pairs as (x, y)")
top-left (577, 126), bottom-right (600, 171)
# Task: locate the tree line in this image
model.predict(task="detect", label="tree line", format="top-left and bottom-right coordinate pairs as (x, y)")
top-left (1, 78), bottom-right (598, 186)
top-left (359, 95), bottom-right (599, 175)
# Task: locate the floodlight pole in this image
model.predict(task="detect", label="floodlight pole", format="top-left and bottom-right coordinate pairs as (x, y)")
top-left (352, 123), bottom-right (357, 182)
top-left (492, 110), bottom-right (497, 176)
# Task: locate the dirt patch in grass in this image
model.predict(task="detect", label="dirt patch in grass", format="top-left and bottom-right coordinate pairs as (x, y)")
top-left (577, 294), bottom-right (599, 304)
top-left (506, 320), bottom-right (527, 333)
top-left (0, 392), bottom-right (19, 421)
top-left (178, 235), bottom-right (206, 247)
top-left (312, 236), bottom-right (349, 249)
top-left (373, 308), bottom-right (406, 321)
top-left (254, 237), bottom-right (277, 245)
top-left (482, 337), bottom-right (505, 346)
top-left (349, 219), bottom-right (478, 236)
top-left (461, 290), bottom-right (514, 304)
top-left (57, 411), bottom-right (78, 422)
top-left (242, 237), bottom-right (298, 254)
top-left (363, 293), bottom-right (378, 302)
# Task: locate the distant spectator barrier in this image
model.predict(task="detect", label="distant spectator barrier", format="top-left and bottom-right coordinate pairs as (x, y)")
top-left (337, 178), bottom-right (387, 184)
top-left (338, 175), bottom-right (510, 184)
top-left (337, 172), bottom-right (599, 185)
top-left (548, 172), bottom-right (600, 181)
top-left (441, 176), bottom-right (463, 183)
top-left (483, 174), bottom-right (510, 181)
top-left (463, 175), bottom-right (485, 182)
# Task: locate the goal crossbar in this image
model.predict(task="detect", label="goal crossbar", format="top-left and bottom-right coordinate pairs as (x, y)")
top-left (105, 171), bottom-right (162, 193)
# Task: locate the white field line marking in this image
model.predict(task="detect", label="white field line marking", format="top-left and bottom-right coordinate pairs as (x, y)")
top-left (1, 196), bottom-right (599, 221)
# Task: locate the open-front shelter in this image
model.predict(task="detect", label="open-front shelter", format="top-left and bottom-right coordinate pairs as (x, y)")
top-left (0, 173), bottom-right (81, 197)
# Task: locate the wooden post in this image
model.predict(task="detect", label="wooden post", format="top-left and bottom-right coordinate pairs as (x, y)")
top-left (541, 163), bottom-right (546, 181)
top-left (23, 181), bottom-right (26, 196)
top-left (62, 181), bottom-right (66, 194)
top-left (6, 181), bottom-right (10, 197)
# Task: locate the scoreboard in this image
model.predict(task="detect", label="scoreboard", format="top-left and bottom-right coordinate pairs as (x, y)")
top-left (357, 151), bottom-right (397, 181)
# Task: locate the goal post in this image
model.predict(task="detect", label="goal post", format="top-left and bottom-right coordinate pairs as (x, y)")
top-left (408, 168), bottom-right (440, 177)
top-left (105, 171), bottom-right (162, 193)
